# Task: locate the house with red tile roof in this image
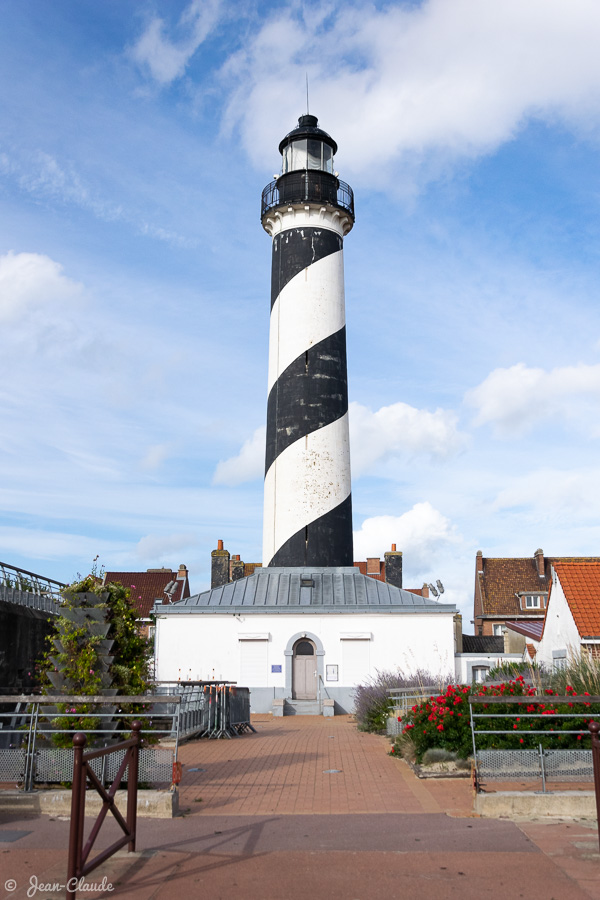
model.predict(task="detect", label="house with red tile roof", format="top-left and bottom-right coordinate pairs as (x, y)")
top-left (532, 561), bottom-right (600, 668)
top-left (473, 548), bottom-right (600, 638)
top-left (103, 565), bottom-right (190, 635)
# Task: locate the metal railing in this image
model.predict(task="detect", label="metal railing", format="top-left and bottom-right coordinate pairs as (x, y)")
top-left (469, 695), bottom-right (600, 793)
top-left (0, 683), bottom-right (256, 788)
top-left (0, 694), bottom-right (179, 790)
top-left (590, 722), bottom-right (600, 852)
top-left (261, 172), bottom-right (354, 220)
top-left (0, 561), bottom-right (65, 615)
top-left (386, 686), bottom-right (440, 736)
top-left (67, 723), bottom-right (140, 899)
top-left (0, 560), bottom-right (65, 595)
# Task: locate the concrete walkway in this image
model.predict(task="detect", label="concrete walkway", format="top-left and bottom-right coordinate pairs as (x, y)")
top-left (1, 714), bottom-right (598, 899)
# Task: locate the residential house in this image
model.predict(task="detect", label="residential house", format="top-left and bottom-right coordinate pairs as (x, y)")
top-left (103, 565), bottom-right (190, 637)
top-left (473, 548), bottom-right (600, 638)
top-left (520, 561), bottom-right (600, 669)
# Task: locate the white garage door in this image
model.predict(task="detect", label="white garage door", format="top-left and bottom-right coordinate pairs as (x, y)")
top-left (239, 640), bottom-right (268, 686)
top-left (341, 639), bottom-right (370, 685)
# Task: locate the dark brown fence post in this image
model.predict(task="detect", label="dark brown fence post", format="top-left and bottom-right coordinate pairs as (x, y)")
top-left (127, 722), bottom-right (141, 852)
top-left (67, 732), bottom-right (87, 898)
top-left (589, 721), bottom-right (600, 853)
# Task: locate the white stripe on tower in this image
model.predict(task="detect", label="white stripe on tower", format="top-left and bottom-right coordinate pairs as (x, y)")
top-left (267, 248), bottom-right (345, 395)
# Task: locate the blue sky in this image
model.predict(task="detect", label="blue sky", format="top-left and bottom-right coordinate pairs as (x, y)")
top-left (2, 0), bottom-right (600, 627)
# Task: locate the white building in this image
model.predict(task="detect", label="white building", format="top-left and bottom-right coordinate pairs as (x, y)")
top-left (153, 566), bottom-right (457, 713)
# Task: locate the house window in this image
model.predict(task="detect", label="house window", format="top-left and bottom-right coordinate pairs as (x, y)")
top-left (472, 666), bottom-right (489, 684)
top-left (492, 624), bottom-right (504, 636)
top-left (523, 594), bottom-right (542, 609)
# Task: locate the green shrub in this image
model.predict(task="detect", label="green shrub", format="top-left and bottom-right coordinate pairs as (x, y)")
top-left (401, 676), bottom-right (600, 762)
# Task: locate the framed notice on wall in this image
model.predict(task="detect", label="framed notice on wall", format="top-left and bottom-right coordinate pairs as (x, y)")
top-left (326, 664), bottom-right (339, 682)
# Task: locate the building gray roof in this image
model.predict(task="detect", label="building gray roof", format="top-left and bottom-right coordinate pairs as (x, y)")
top-left (154, 567), bottom-right (456, 616)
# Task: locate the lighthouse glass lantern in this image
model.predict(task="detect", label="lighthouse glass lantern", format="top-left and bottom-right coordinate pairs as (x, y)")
top-left (276, 114), bottom-right (339, 205)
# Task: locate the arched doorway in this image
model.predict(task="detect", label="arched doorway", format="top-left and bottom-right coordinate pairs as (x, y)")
top-left (292, 638), bottom-right (317, 700)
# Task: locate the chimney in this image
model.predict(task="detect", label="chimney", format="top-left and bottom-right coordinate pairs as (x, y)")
top-left (384, 545), bottom-right (403, 589)
top-left (230, 554), bottom-right (245, 581)
top-left (476, 550), bottom-right (484, 574)
top-left (534, 548), bottom-right (545, 578)
top-left (366, 557), bottom-right (380, 576)
top-left (211, 540), bottom-right (230, 588)
top-left (421, 583), bottom-right (429, 598)
top-left (176, 564), bottom-right (188, 580)
top-left (453, 613), bottom-right (463, 653)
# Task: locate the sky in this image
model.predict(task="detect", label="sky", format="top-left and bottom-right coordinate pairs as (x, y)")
top-left (2, 0), bottom-right (600, 629)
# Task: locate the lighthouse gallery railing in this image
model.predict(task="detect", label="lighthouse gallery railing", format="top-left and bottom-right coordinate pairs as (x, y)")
top-left (261, 173), bottom-right (354, 220)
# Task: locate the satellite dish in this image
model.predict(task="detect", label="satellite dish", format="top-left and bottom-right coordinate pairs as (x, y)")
top-left (436, 580), bottom-right (445, 594)
top-left (428, 583), bottom-right (439, 598)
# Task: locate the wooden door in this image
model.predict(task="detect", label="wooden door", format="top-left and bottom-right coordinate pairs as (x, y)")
top-left (292, 640), bottom-right (317, 699)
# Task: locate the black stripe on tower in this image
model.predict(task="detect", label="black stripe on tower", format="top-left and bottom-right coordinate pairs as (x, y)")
top-left (271, 227), bottom-right (342, 309)
top-left (269, 494), bottom-right (354, 568)
top-left (265, 327), bottom-right (348, 475)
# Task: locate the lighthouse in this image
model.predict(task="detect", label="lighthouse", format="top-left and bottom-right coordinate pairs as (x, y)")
top-left (261, 115), bottom-right (355, 568)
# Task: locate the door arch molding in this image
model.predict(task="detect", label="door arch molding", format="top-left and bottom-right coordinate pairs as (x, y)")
top-left (284, 631), bottom-right (325, 698)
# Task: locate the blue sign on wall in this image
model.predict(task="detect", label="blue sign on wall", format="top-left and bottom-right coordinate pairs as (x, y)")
top-left (271, 664), bottom-right (282, 673)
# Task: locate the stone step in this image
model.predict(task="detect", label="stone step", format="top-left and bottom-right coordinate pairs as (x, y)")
top-left (284, 699), bottom-right (322, 716)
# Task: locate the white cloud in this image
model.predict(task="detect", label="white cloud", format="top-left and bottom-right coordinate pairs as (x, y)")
top-left (0, 251), bottom-right (82, 324)
top-left (349, 400), bottom-right (464, 476)
top-left (135, 533), bottom-right (197, 562)
top-left (222, 0), bottom-right (600, 186)
top-left (492, 467), bottom-right (600, 520)
top-left (213, 426), bottom-right (265, 486)
top-left (131, 0), bottom-right (222, 85)
top-left (140, 443), bottom-right (173, 472)
top-left (466, 362), bottom-right (600, 435)
top-left (353, 502), bottom-right (462, 570)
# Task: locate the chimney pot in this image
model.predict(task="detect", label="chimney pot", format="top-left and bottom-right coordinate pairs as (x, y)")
top-left (391, 543), bottom-right (396, 552)
top-left (534, 548), bottom-right (545, 578)
top-left (218, 539), bottom-right (223, 550)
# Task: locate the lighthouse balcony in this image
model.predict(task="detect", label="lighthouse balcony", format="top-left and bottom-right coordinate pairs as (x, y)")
top-left (261, 171), bottom-right (354, 221)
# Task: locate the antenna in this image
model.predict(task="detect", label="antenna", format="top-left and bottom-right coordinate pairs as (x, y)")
top-left (306, 72), bottom-right (309, 115)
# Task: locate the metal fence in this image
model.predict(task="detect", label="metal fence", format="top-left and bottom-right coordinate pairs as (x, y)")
top-left (0, 683), bottom-right (255, 789)
top-left (386, 686), bottom-right (441, 736)
top-left (0, 694), bottom-right (179, 790)
top-left (155, 682), bottom-right (255, 740)
top-left (469, 695), bottom-right (600, 792)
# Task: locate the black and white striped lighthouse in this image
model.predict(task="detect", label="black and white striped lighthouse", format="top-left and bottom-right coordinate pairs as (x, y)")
top-left (261, 115), bottom-right (355, 568)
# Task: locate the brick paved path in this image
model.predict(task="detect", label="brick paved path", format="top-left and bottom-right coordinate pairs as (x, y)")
top-left (177, 714), bottom-right (470, 817)
top-left (1, 714), bottom-right (599, 899)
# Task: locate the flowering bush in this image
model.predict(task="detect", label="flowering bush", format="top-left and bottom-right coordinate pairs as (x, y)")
top-left (400, 676), bottom-right (600, 762)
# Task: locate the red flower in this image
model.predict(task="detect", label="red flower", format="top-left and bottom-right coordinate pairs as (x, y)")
top-left (437, 724), bottom-right (444, 731)
top-left (519, 738), bottom-right (524, 743)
